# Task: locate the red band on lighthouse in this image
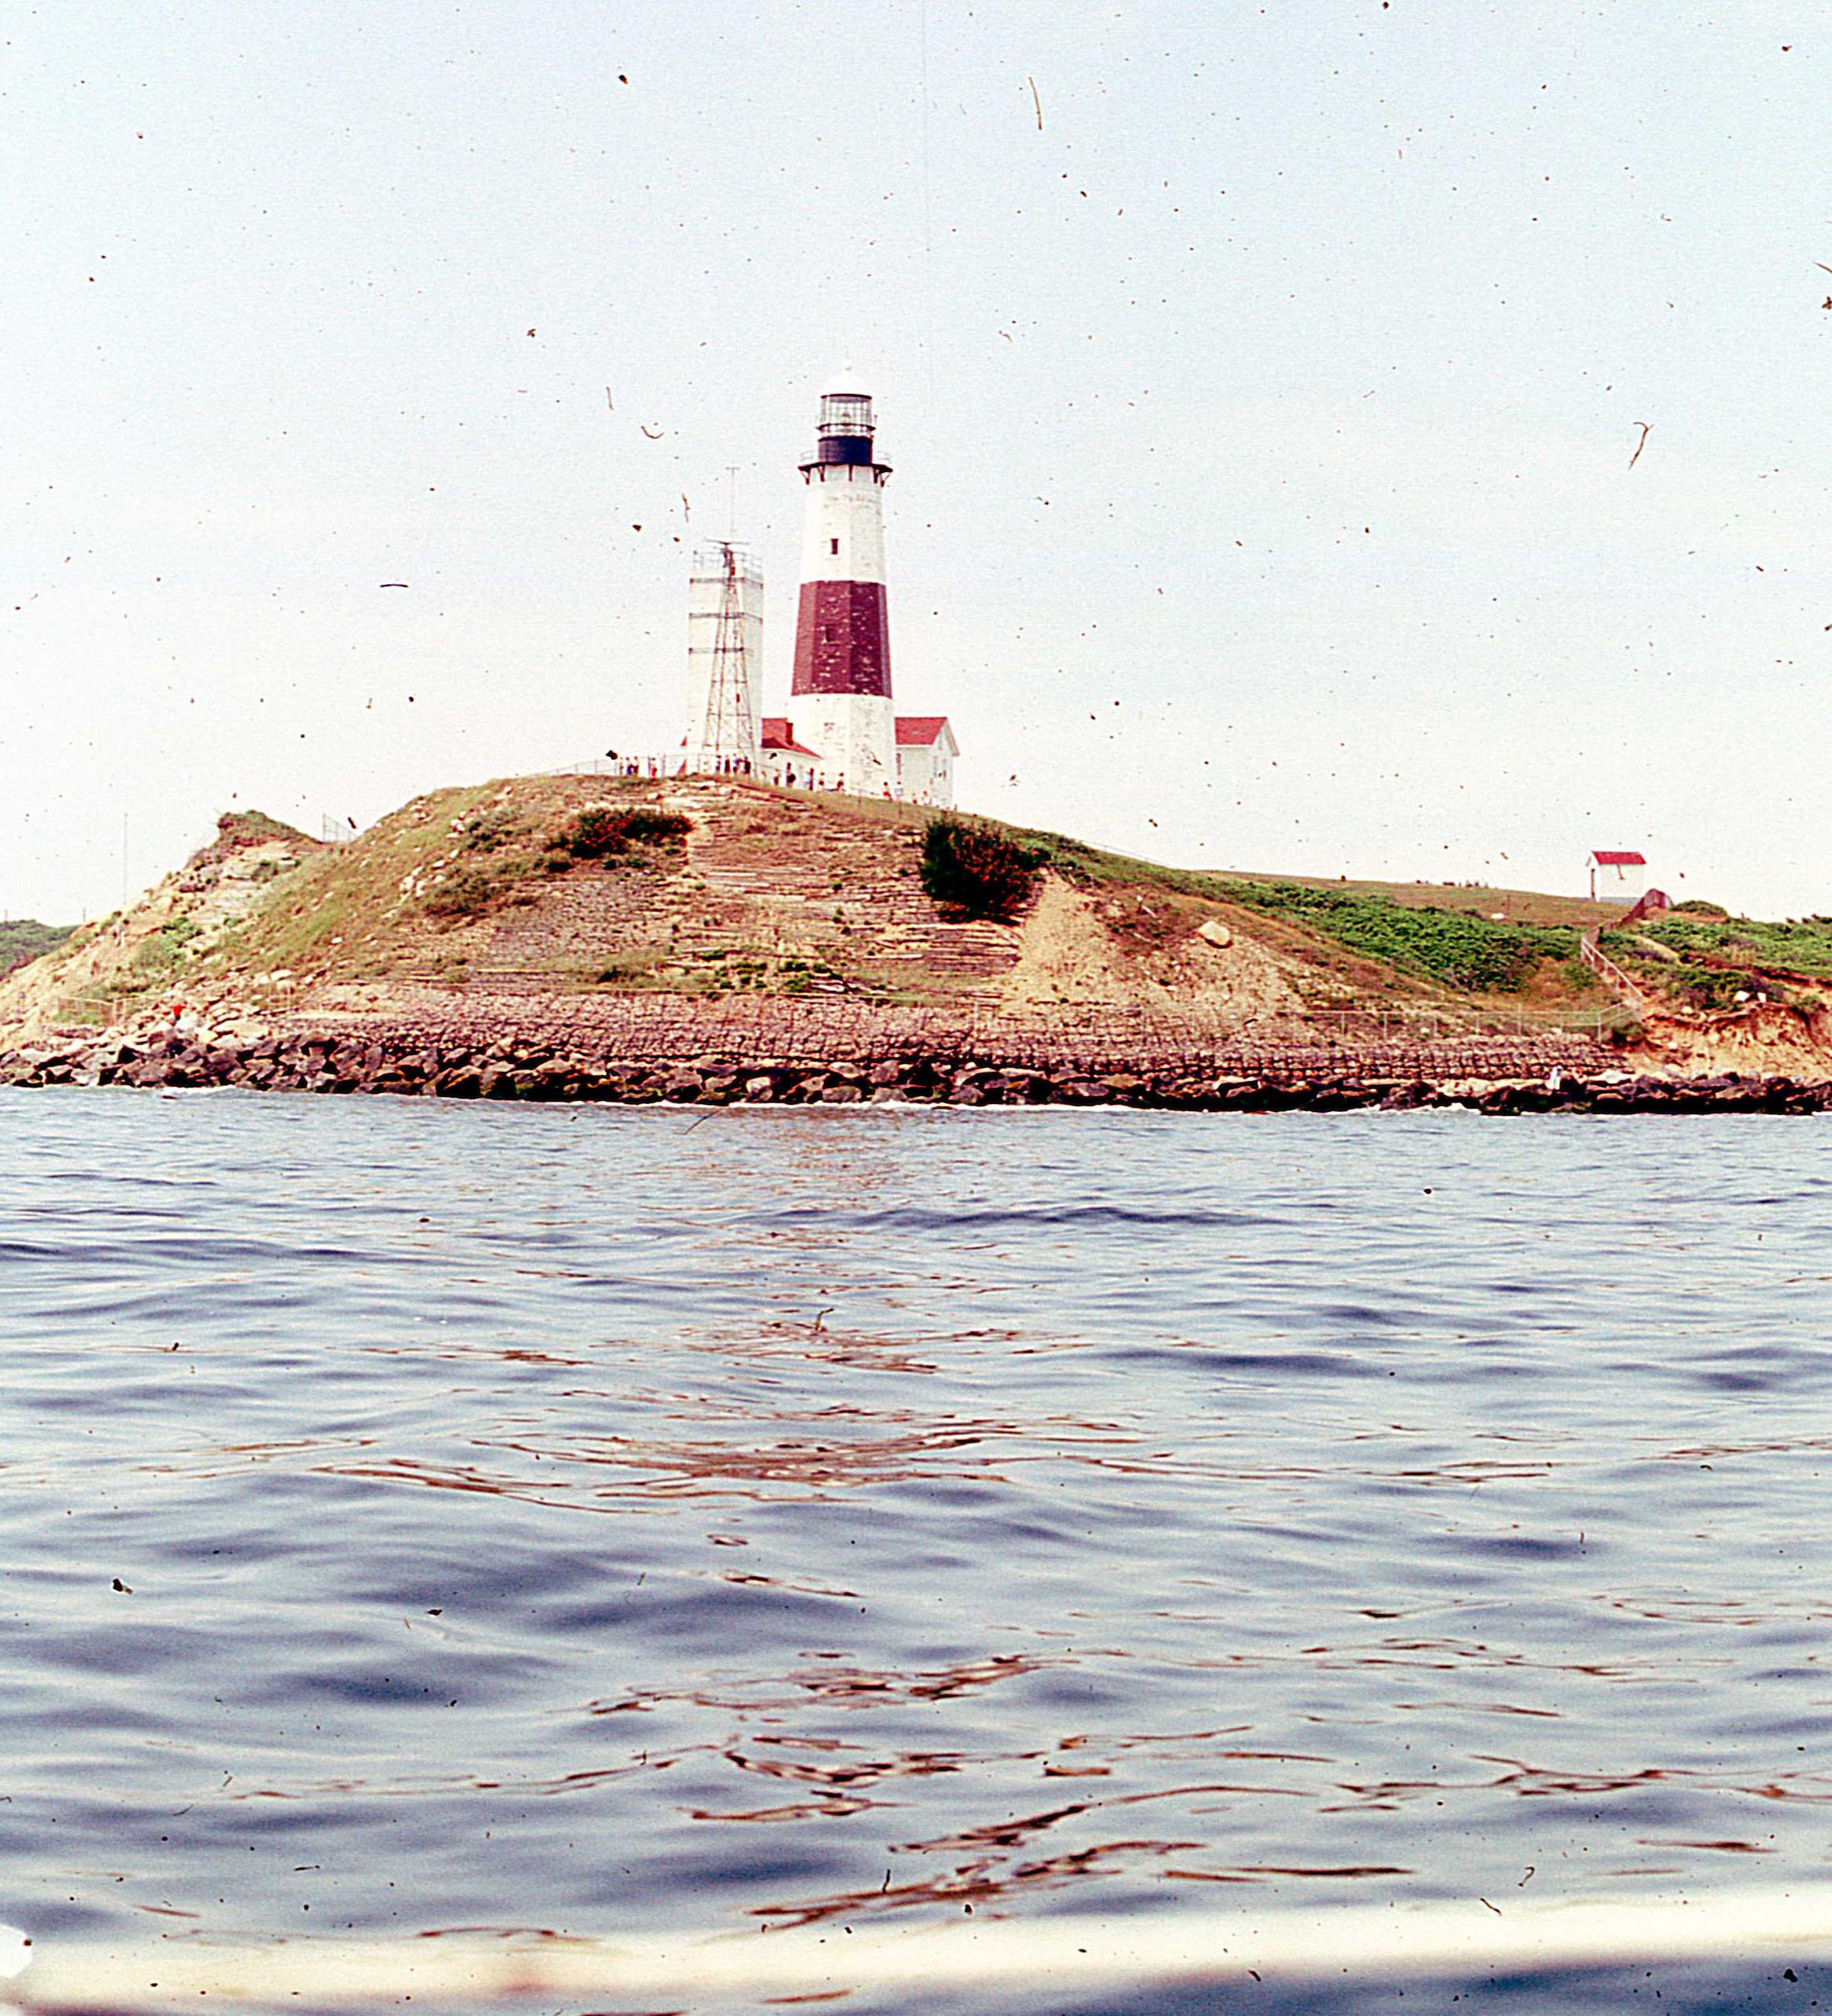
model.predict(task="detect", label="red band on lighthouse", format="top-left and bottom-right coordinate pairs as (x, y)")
top-left (792, 581), bottom-right (890, 696)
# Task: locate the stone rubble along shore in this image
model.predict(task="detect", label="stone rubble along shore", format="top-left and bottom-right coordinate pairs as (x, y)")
top-left (2, 1026), bottom-right (1830, 1113)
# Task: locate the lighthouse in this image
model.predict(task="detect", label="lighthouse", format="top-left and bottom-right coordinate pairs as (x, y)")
top-left (789, 370), bottom-right (899, 797)
top-left (749, 371), bottom-right (956, 804)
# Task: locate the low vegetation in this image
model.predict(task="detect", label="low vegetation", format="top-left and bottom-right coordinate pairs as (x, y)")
top-left (132, 917), bottom-right (204, 979)
top-left (205, 780), bottom-right (701, 973)
top-left (1221, 880), bottom-right (1576, 992)
top-left (1645, 959), bottom-right (1768, 1013)
top-left (1634, 912), bottom-right (1832, 980)
top-left (999, 825), bottom-right (1219, 899)
top-left (186, 809), bottom-right (312, 871)
top-left (422, 865), bottom-right (516, 920)
top-left (20, 770), bottom-right (1824, 1041)
top-left (562, 807), bottom-right (693, 859)
top-left (419, 803), bottom-right (694, 921)
top-left (0, 921), bottom-right (72, 979)
top-left (920, 818), bottom-right (1046, 922)
top-left (417, 803), bottom-right (544, 919)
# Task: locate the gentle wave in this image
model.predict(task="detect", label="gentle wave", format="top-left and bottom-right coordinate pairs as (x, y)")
top-left (2, 1088), bottom-right (1830, 2012)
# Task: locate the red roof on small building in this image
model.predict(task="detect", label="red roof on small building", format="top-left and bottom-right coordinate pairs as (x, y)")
top-left (895, 715), bottom-right (953, 746)
top-left (760, 717), bottom-right (822, 757)
top-left (1590, 850), bottom-right (1647, 866)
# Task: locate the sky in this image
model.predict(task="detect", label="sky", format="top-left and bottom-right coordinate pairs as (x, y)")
top-left (4, 0), bottom-right (1830, 923)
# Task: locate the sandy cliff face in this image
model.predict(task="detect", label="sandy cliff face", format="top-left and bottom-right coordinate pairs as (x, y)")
top-left (1000, 875), bottom-right (1309, 1020)
top-left (0, 821), bottom-right (319, 1045)
top-left (1634, 994), bottom-right (1832, 1080)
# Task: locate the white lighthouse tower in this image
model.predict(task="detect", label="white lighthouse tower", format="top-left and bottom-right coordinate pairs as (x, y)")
top-left (789, 369), bottom-right (897, 797)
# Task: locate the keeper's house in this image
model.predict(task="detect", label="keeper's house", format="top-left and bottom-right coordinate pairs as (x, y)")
top-left (893, 717), bottom-right (958, 807)
top-left (759, 714), bottom-right (958, 806)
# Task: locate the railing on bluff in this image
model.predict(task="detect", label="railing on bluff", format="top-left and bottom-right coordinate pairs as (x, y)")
top-left (1579, 928), bottom-right (1650, 1019)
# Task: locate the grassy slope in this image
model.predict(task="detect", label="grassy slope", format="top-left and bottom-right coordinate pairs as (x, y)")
top-left (1639, 912), bottom-right (1832, 978)
top-left (209, 777), bottom-right (703, 985)
top-left (1216, 881), bottom-right (1578, 994)
top-left (0, 811), bottom-right (325, 1031)
top-left (209, 781), bottom-right (540, 980)
top-left (766, 794), bottom-right (1610, 1015)
top-left (198, 781), bottom-right (1635, 1017)
top-left (1594, 911), bottom-right (1832, 1013)
top-left (1213, 869), bottom-right (1615, 929)
top-left (945, 823), bottom-right (1590, 1005)
top-left (15, 775), bottom-right (1816, 1029)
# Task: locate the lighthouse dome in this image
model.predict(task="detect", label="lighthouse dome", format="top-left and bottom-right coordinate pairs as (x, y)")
top-left (814, 367), bottom-right (877, 466)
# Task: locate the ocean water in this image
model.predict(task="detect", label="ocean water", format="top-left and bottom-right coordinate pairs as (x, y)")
top-left (2, 1089), bottom-right (1831, 2012)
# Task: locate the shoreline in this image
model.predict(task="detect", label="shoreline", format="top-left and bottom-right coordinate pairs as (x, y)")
top-left (3, 1023), bottom-right (1828, 1113)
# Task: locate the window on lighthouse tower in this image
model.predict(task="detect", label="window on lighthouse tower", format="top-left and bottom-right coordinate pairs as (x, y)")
top-left (829, 538), bottom-right (839, 555)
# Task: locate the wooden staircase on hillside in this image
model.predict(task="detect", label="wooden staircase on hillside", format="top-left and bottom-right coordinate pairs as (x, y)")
top-left (459, 781), bottom-right (1018, 997)
top-left (670, 785), bottom-right (1018, 983)
top-left (1579, 927), bottom-right (1651, 1019)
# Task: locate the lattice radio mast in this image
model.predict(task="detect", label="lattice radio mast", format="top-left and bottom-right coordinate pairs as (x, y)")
top-left (701, 541), bottom-right (757, 762)
top-left (684, 518), bottom-right (763, 777)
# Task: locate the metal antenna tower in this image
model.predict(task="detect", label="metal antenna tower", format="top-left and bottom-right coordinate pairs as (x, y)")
top-left (685, 538), bottom-right (762, 776)
top-left (704, 541), bottom-right (756, 762)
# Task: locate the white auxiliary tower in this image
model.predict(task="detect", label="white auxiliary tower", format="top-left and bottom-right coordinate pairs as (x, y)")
top-left (684, 541), bottom-right (763, 776)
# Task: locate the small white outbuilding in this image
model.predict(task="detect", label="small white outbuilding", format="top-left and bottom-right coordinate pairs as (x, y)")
top-left (1588, 850), bottom-right (1647, 903)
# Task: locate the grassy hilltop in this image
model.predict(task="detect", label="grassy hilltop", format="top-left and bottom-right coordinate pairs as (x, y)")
top-left (0, 921), bottom-right (72, 980)
top-left (1, 777), bottom-right (1827, 1077)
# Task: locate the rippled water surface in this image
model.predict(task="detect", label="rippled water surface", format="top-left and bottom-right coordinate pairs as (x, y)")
top-left (3, 1090), bottom-right (1831, 2008)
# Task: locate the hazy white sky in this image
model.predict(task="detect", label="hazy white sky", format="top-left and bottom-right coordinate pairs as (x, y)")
top-left (5, 1), bottom-right (1829, 922)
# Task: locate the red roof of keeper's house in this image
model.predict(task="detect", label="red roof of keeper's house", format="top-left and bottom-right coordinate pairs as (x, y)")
top-left (895, 716), bottom-right (952, 746)
top-left (1589, 850), bottom-right (1647, 866)
top-left (760, 717), bottom-right (822, 757)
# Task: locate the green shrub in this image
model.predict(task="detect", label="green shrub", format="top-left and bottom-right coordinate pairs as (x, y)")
top-left (563, 807), bottom-right (692, 859)
top-left (921, 818), bottom-right (1044, 922)
top-left (1667, 962), bottom-right (1755, 1011)
top-left (620, 810), bottom-right (693, 846)
top-left (423, 866), bottom-right (507, 918)
top-left (1561, 957), bottom-right (1600, 995)
top-left (130, 917), bottom-right (205, 978)
top-left (565, 807), bottom-right (625, 858)
top-left (459, 808), bottom-right (522, 854)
